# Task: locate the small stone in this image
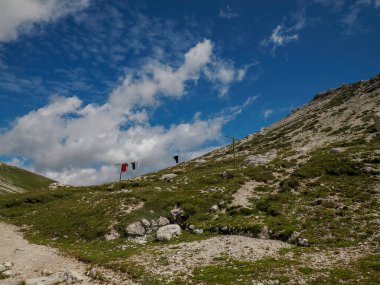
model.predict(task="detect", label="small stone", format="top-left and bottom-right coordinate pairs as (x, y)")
top-left (298, 238), bottom-right (309, 247)
top-left (41, 269), bottom-right (54, 276)
top-left (141, 219), bottom-right (151, 228)
top-left (288, 231), bottom-right (300, 244)
top-left (188, 224), bottom-right (195, 230)
top-left (258, 226), bottom-right (270, 239)
top-left (219, 171), bottom-right (234, 179)
top-left (210, 204), bottom-right (219, 212)
top-left (170, 207), bottom-right (185, 222)
top-left (0, 264), bottom-right (6, 272)
top-left (88, 268), bottom-right (97, 278)
top-left (1, 270), bottom-right (12, 277)
top-left (61, 270), bottom-right (84, 284)
top-left (193, 229), bottom-right (203, 235)
top-left (4, 262), bottom-right (13, 269)
top-left (157, 216), bottom-right (170, 226)
top-left (160, 173), bottom-right (177, 181)
top-left (330, 147), bottom-right (345, 153)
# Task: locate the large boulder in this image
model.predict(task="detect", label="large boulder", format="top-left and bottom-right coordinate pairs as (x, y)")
top-left (374, 111), bottom-right (380, 132)
top-left (244, 150), bottom-right (277, 167)
top-left (156, 224), bottom-right (181, 241)
top-left (126, 221), bottom-right (145, 236)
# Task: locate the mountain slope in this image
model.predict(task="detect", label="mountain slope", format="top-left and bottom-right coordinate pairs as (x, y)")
top-left (0, 74), bottom-right (379, 284)
top-left (0, 163), bottom-right (54, 194)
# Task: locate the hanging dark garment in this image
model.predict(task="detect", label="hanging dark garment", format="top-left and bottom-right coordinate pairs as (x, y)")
top-left (173, 155), bottom-right (179, 163)
top-left (121, 163), bottom-right (128, 172)
top-left (131, 162), bottom-right (136, 170)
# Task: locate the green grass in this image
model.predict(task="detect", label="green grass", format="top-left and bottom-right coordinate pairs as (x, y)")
top-left (0, 163), bottom-right (54, 193)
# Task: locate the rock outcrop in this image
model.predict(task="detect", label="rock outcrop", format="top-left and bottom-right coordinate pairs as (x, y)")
top-left (244, 150), bottom-right (277, 167)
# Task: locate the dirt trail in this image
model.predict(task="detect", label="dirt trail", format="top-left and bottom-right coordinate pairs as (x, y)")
top-left (0, 222), bottom-right (134, 285)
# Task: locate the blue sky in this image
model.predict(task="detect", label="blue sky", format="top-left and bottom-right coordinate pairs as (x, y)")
top-left (0, 0), bottom-right (379, 185)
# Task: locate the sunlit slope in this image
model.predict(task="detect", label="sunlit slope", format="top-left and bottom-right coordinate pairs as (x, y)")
top-left (0, 163), bottom-right (54, 194)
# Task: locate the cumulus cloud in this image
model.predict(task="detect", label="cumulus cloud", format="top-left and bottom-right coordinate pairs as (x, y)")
top-left (0, 40), bottom-right (250, 185)
top-left (110, 40), bottom-right (213, 110)
top-left (219, 5), bottom-right (239, 19)
top-left (0, 0), bottom-right (89, 43)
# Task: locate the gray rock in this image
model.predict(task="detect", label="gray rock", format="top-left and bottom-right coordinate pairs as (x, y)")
top-left (0, 264), bottom-right (6, 272)
top-left (141, 219), bottom-right (151, 228)
top-left (244, 150), bottom-right (277, 167)
top-left (61, 270), bottom-right (84, 284)
top-left (41, 269), bottom-right (54, 276)
top-left (4, 262), bottom-right (12, 269)
top-left (193, 229), bottom-right (203, 235)
top-left (288, 231), bottom-right (300, 244)
top-left (258, 226), bottom-right (270, 239)
top-left (170, 207), bottom-right (185, 222)
top-left (363, 166), bottom-right (380, 174)
top-left (374, 111), bottom-right (380, 132)
top-left (219, 171), bottom-right (234, 179)
top-left (210, 204), bottom-right (219, 212)
top-left (298, 238), bottom-right (309, 247)
top-left (160, 173), bottom-right (177, 181)
top-left (1, 270), bottom-right (12, 278)
top-left (330, 147), bottom-right (345, 153)
top-left (156, 224), bottom-right (181, 241)
top-left (48, 182), bottom-right (69, 190)
top-left (157, 216), bottom-right (170, 226)
top-left (126, 221), bottom-right (145, 236)
top-left (87, 268), bottom-right (98, 279)
top-left (25, 276), bottom-right (64, 285)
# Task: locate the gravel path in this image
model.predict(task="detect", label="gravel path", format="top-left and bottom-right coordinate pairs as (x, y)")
top-left (0, 222), bottom-right (134, 285)
top-left (231, 181), bottom-right (263, 208)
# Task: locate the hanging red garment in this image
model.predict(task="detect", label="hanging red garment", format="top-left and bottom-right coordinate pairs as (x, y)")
top-left (121, 163), bottom-right (127, 172)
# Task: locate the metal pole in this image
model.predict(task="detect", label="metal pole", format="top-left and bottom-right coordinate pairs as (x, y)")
top-left (119, 166), bottom-right (122, 182)
top-left (226, 135), bottom-right (239, 169)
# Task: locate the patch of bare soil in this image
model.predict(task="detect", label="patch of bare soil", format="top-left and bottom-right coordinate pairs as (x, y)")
top-left (132, 235), bottom-right (290, 277)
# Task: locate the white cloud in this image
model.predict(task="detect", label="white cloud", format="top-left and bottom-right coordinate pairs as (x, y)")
top-left (0, 40), bottom-right (250, 186)
top-left (341, 0), bottom-right (380, 35)
top-left (109, 40), bottom-right (213, 110)
top-left (263, 109), bottom-right (274, 119)
top-left (203, 60), bottom-right (248, 97)
top-left (219, 5), bottom-right (239, 19)
top-left (313, 0), bottom-right (345, 11)
top-left (261, 11), bottom-right (305, 54)
top-left (0, 0), bottom-right (89, 43)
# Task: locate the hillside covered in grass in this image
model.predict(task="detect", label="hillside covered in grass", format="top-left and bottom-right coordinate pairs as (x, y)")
top-left (0, 163), bottom-right (55, 194)
top-left (0, 74), bottom-right (379, 284)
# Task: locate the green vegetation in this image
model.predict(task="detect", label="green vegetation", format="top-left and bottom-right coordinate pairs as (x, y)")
top-left (0, 163), bottom-right (54, 193)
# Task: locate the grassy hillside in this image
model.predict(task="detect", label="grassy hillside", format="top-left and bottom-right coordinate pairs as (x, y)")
top-left (0, 163), bottom-right (55, 194)
top-left (0, 75), bottom-right (379, 284)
